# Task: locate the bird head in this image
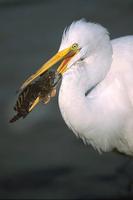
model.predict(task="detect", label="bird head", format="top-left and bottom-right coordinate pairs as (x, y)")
top-left (20, 19), bottom-right (110, 91)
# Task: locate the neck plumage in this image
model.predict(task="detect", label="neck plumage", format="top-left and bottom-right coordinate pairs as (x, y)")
top-left (60, 36), bottom-right (112, 96)
top-left (58, 38), bottom-right (112, 133)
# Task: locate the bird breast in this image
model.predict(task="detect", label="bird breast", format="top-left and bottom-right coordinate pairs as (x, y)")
top-left (58, 65), bottom-right (92, 134)
top-left (58, 63), bottom-right (132, 153)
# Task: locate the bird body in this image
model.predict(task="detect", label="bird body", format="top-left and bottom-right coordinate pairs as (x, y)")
top-left (18, 19), bottom-right (133, 156)
top-left (58, 21), bottom-right (133, 155)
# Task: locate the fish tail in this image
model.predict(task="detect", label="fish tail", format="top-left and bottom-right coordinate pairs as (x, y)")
top-left (9, 113), bottom-right (22, 123)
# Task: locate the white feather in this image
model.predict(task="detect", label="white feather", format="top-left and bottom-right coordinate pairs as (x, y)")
top-left (58, 20), bottom-right (133, 156)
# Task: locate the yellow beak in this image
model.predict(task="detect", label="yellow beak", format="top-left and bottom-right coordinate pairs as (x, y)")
top-left (20, 45), bottom-right (78, 91)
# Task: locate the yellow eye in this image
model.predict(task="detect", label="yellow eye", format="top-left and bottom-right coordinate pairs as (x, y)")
top-left (71, 43), bottom-right (79, 51)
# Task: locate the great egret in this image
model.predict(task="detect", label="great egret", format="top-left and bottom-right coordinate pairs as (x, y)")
top-left (20, 19), bottom-right (133, 156)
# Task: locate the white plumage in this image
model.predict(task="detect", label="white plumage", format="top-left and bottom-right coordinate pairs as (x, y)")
top-left (58, 19), bottom-right (133, 155)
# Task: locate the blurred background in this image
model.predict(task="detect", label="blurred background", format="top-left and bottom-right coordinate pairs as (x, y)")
top-left (0, 0), bottom-right (133, 199)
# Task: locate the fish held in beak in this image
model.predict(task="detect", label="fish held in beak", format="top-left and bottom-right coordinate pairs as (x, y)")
top-left (10, 43), bottom-right (79, 122)
top-left (9, 70), bottom-right (62, 123)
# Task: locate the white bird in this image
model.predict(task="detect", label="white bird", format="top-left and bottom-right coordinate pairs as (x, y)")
top-left (21, 19), bottom-right (133, 156)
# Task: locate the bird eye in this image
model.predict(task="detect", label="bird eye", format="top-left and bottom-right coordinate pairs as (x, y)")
top-left (71, 43), bottom-right (79, 51)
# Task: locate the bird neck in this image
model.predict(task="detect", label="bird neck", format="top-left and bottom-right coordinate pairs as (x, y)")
top-left (62, 37), bottom-right (113, 95)
top-left (58, 38), bottom-right (112, 131)
top-left (83, 36), bottom-right (113, 93)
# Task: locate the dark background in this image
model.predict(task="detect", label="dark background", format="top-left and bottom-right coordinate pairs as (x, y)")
top-left (0, 0), bottom-right (133, 199)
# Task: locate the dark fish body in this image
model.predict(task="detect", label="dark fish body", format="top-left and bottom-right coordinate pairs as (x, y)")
top-left (10, 71), bottom-right (61, 123)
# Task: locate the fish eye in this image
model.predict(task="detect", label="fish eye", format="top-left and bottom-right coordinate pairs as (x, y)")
top-left (71, 43), bottom-right (79, 50)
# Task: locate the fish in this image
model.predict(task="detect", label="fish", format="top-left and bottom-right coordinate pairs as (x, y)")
top-left (9, 70), bottom-right (62, 123)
